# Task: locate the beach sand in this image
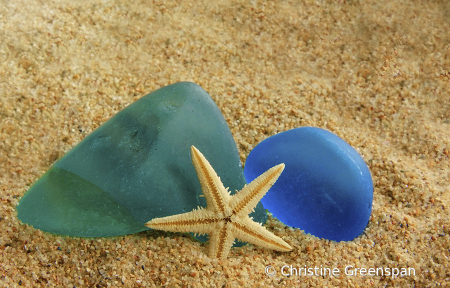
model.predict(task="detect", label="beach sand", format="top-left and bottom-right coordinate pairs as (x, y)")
top-left (1, 0), bottom-right (449, 286)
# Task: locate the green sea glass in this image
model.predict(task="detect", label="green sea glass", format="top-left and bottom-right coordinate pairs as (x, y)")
top-left (17, 82), bottom-right (267, 239)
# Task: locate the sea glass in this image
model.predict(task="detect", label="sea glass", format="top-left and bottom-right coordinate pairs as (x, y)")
top-left (17, 82), bottom-right (267, 239)
top-left (244, 127), bottom-right (373, 241)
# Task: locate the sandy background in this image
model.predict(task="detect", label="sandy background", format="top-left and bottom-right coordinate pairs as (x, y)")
top-left (1, 0), bottom-right (449, 286)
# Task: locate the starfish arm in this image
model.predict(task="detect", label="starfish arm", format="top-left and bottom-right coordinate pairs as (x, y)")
top-left (208, 222), bottom-right (235, 260)
top-left (190, 146), bottom-right (231, 216)
top-left (230, 163), bottom-right (284, 216)
top-left (145, 208), bottom-right (217, 235)
top-left (231, 216), bottom-right (292, 252)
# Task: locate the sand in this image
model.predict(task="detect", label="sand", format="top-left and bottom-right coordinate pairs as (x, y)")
top-left (1, 0), bottom-right (449, 286)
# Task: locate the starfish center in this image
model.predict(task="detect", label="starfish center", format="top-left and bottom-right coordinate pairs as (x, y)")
top-left (222, 215), bottom-right (232, 223)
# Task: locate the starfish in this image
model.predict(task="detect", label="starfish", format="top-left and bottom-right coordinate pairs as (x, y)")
top-left (145, 145), bottom-right (292, 259)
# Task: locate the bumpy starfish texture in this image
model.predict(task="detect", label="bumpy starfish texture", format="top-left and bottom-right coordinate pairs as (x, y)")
top-left (145, 146), bottom-right (292, 259)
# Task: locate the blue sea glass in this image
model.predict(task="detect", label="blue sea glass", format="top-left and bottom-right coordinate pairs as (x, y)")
top-left (244, 127), bottom-right (373, 241)
top-left (17, 82), bottom-right (267, 240)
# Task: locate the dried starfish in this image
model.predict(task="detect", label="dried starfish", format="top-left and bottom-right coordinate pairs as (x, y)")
top-left (145, 146), bottom-right (292, 259)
